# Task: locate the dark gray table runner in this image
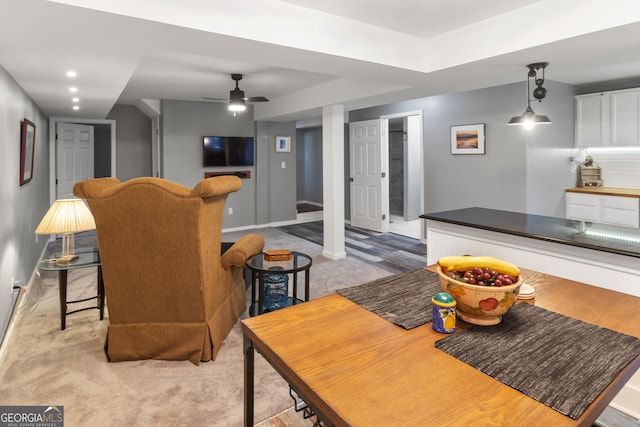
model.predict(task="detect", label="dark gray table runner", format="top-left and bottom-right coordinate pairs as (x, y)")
top-left (435, 303), bottom-right (640, 420)
top-left (337, 268), bottom-right (441, 329)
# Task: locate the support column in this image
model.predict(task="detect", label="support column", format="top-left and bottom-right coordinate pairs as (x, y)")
top-left (322, 105), bottom-right (346, 259)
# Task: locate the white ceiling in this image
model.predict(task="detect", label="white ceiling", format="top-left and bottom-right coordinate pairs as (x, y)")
top-left (2, 0), bottom-right (640, 121)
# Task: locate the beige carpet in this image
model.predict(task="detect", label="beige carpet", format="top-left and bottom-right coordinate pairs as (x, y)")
top-left (0, 227), bottom-right (394, 426)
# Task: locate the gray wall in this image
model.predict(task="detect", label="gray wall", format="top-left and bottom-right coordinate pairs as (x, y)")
top-left (349, 80), bottom-right (578, 218)
top-left (296, 126), bottom-right (323, 204)
top-left (93, 123), bottom-right (112, 178)
top-left (162, 100), bottom-right (257, 228)
top-left (161, 100), bottom-right (298, 228)
top-left (524, 80), bottom-right (578, 217)
top-left (107, 105), bottom-right (152, 181)
top-left (0, 65), bottom-right (49, 341)
top-left (256, 121), bottom-right (298, 225)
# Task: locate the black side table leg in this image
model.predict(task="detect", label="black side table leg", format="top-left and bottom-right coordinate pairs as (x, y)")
top-left (58, 270), bottom-right (68, 330)
top-left (292, 270), bottom-right (299, 305)
top-left (97, 265), bottom-right (105, 320)
top-left (243, 334), bottom-right (255, 427)
top-left (251, 270), bottom-right (257, 309)
top-left (258, 273), bottom-right (264, 315)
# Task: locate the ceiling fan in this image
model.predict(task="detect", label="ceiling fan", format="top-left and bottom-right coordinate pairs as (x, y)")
top-left (202, 74), bottom-right (269, 112)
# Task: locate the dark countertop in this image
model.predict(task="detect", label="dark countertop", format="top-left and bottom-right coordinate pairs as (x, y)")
top-left (421, 207), bottom-right (640, 259)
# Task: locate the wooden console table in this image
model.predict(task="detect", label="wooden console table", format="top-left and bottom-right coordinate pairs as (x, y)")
top-left (242, 267), bottom-right (640, 426)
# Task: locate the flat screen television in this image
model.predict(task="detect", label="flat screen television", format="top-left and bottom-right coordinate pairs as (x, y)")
top-left (203, 136), bottom-right (254, 167)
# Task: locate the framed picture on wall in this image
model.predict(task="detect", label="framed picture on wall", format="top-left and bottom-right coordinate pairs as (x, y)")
top-left (275, 136), bottom-right (291, 152)
top-left (450, 123), bottom-right (485, 155)
top-left (20, 118), bottom-right (36, 186)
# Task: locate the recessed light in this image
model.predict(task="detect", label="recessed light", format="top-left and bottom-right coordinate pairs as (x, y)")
top-left (72, 105), bottom-right (80, 110)
top-left (72, 98), bottom-right (79, 103)
top-left (66, 70), bottom-right (77, 78)
top-left (69, 86), bottom-right (78, 93)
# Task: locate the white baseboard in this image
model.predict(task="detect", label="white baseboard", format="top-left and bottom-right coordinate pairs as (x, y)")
top-left (296, 200), bottom-right (323, 207)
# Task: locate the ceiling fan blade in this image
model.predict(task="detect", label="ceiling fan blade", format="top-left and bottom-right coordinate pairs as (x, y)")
top-left (201, 97), bottom-right (228, 102)
top-left (245, 96), bottom-right (269, 102)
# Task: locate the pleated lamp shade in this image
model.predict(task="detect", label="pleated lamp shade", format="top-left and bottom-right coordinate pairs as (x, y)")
top-left (35, 199), bottom-right (96, 235)
top-left (35, 199), bottom-right (95, 261)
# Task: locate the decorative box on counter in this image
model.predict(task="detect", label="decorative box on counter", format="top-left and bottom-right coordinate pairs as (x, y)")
top-left (579, 156), bottom-right (603, 187)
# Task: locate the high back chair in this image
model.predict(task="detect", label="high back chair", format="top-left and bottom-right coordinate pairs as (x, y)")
top-left (74, 176), bottom-right (264, 364)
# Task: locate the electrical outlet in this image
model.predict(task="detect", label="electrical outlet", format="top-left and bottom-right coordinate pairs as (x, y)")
top-left (228, 207), bottom-right (233, 215)
top-left (10, 277), bottom-right (23, 293)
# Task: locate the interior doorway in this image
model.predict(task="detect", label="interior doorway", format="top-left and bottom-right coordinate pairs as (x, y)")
top-left (48, 117), bottom-right (116, 205)
top-left (295, 126), bottom-right (324, 223)
top-left (294, 112), bottom-right (424, 241)
top-left (382, 112), bottom-right (423, 240)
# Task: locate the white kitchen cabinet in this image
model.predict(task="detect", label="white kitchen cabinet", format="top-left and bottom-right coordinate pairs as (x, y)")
top-left (566, 192), bottom-right (640, 227)
top-left (575, 93), bottom-right (608, 147)
top-left (575, 88), bottom-right (640, 147)
top-left (610, 89), bottom-right (640, 145)
top-left (565, 192), bottom-right (600, 222)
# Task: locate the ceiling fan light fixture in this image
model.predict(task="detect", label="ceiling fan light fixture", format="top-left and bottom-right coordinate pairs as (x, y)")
top-left (228, 99), bottom-right (246, 112)
top-left (202, 74), bottom-right (269, 108)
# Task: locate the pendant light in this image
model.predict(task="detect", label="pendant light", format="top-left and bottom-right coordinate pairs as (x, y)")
top-left (508, 62), bottom-right (551, 129)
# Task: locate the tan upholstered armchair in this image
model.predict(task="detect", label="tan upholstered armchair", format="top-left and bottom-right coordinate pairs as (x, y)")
top-left (73, 176), bottom-right (264, 364)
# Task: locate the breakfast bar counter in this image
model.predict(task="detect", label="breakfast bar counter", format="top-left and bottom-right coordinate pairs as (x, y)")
top-left (420, 207), bottom-right (640, 296)
top-left (421, 207), bottom-right (640, 259)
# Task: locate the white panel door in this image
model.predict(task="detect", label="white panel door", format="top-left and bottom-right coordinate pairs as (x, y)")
top-left (349, 119), bottom-right (385, 232)
top-left (56, 122), bottom-right (94, 199)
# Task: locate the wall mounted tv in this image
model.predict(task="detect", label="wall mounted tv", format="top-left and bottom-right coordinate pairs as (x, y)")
top-left (203, 136), bottom-right (254, 167)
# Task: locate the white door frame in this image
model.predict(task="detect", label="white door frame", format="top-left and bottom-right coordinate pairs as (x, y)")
top-left (151, 115), bottom-right (160, 177)
top-left (48, 117), bottom-right (116, 205)
top-left (380, 110), bottom-right (425, 241)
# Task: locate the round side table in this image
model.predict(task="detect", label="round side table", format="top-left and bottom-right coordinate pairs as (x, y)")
top-left (246, 251), bottom-right (312, 316)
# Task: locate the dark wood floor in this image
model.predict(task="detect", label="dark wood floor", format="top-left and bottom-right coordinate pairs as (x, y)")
top-left (296, 203), bottom-right (322, 213)
top-left (278, 221), bottom-right (427, 274)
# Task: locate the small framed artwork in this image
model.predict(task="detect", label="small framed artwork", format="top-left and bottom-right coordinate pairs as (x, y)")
top-left (275, 136), bottom-right (291, 153)
top-left (20, 118), bottom-right (36, 186)
top-left (450, 123), bottom-right (485, 155)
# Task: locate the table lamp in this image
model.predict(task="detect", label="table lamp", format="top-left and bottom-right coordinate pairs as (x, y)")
top-left (35, 199), bottom-right (96, 264)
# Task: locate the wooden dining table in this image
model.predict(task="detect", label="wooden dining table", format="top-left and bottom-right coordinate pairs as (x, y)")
top-left (241, 267), bottom-right (640, 426)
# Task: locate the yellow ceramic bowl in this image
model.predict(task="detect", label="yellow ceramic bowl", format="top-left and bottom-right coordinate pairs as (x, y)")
top-left (436, 265), bottom-right (522, 326)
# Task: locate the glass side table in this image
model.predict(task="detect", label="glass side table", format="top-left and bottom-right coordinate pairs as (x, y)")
top-left (246, 251), bottom-right (312, 316)
top-left (38, 246), bottom-right (104, 330)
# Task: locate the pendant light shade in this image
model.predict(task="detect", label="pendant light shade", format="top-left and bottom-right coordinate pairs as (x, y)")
top-left (508, 62), bottom-right (552, 128)
top-left (508, 105), bottom-right (552, 128)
